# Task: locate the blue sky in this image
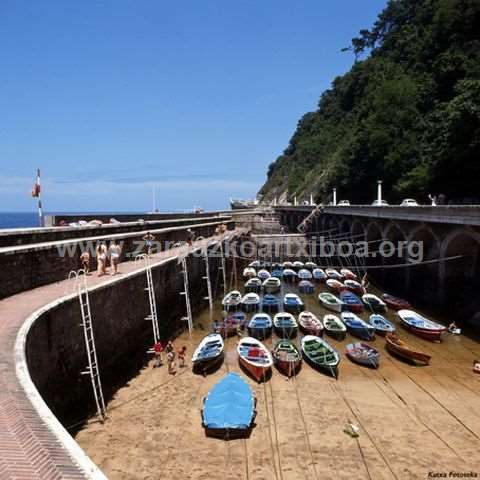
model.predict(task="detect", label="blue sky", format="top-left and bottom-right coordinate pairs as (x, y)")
top-left (0, 0), bottom-right (387, 213)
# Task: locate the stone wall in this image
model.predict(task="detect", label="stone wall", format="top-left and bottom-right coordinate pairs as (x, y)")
top-left (0, 214), bottom-right (231, 248)
top-left (0, 220), bottom-right (232, 299)
top-left (25, 248), bottom-right (222, 428)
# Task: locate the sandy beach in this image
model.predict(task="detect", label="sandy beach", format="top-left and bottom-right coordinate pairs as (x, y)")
top-left (75, 283), bottom-right (480, 480)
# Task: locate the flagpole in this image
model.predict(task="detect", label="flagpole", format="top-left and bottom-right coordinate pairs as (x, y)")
top-left (37, 168), bottom-right (43, 227)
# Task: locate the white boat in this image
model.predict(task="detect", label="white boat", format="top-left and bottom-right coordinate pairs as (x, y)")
top-left (273, 312), bottom-right (298, 338)
top-left (297, 268), bottom-right (313, 280)
top-left (241, 292), bottom-right (260, 312)
top-left (192, 333), bottom-right (224, 372)
top-left (305, 261), bottom-right (318, 270)
top-left (312, 268), bottom-right (327, 282)
top-left (283, 268), bottom-right (297, 282)
top-left (325, 268), bottom-right (343, 280)
top-left (298, 311), bottom-right (323, 336)
top-left (249, 260), bottom-right (262, 268)
top-left (245, 277), bottom-right (262, 292)
top-left (262, 277), bottom-right (281, 293)
top-left (322, 314), bottom-right (347, 340)
top-left (362, 294), bottom-right (387, 313)
top-left (221, 290), bottom-right (242, 311)
top-left (283, 293), bottom-right (304, 312)
top-left (318, 292), bottom-right (344, 313)
top-left (340, 268), bottom-right (358, 281)
top-left (293, 261), bottom-right (305, 270)
top-left (243, 267), bottom-right (256, 279)
top-left (397, 309), bottom-right (446, 342)
top-left (282, 261), bottom-right (294, 269)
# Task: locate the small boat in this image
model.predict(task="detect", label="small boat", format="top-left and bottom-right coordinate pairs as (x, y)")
top-left (301, 335), bottom-right (340, 378)
top-left (345, 343), bottom-right (380, 368)
top-left (273, 312), bottom-right (298, 338)
top-left (245, 277), bottom-right (262, 293)
top-left (340, 290), bottom-right (363, 313)
top-left (238, 337), bottom-right (273, 382)
top-left (293, 261), bottom-right (305, 270)
top-left (261, 293), bottom-right (280, 312)
top-left (248, 260), bottom-right (262, 269)
top-left (397, 309), bottom-right (446, 342)
top-left (298, 280), bottom-right (315, 294)
top-left (271, 268), bottom-right (283, 278)
top-left (382, 294), bottom-right (412, 311)
top-left (341, 312), bottom-right (375, 341)
top-left (262, 277), bottom-right (281, 293)
top-left (202, 373), bottom-right (255, 438)
top-left (385, 333), bottom-right (431, 365)
top-left (282, 269), bottom-right (297, 283)
top-left (283, 293), bottom-right (304, 313)
top-left (340, 268), bottom-right (358, 281)
top-left (221, 290), bottom-right (242, 311)
top-left (369, 314), bottom-right (395, 336)
top-left (248, 313), bottom-right (273, 339)
top-left (272, 340), bottom-right (302, 377)
top-left (243, 267), bottom-right (256, 279)
top-left (213, 316), bottom-right (242, 337)
top-left (297, 268), bottom-right (313, 280)
top-left (344, 279), bottom-right (365, 296)
top-left (319, 292), bottom-right (344, 313)
top-left (305, 261), bottom-right (318, 270)
top-left (231, 311), bottom-right (248, 327)
top-left (326, 278), bottom-right (345, 293)
top-left (298, 311), bottom-right (323, 336)
top-left (241, 292), bottom-right (260, 312)
top-left (282, 261), bottom-right (294, 269)
top-left (257, 269), bottom-right (271, 281)
top-left (322, 314), bottom-right (347, 340)
top-left (312, 268), bottom-right (327, 283)
top-left (192, 333), bottom-right (224, 373)
top-left (362, 294), bottom-right (388, 313)
top-left (325, 268), bottom-right (343, 280)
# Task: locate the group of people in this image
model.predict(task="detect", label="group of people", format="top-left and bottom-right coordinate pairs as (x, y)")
top-left (153, 340), bottom-right (187, 374)
top-left (79, 240), bottom-right (122, 276)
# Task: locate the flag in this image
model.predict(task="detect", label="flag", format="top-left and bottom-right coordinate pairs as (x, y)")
top-left (31, 169), bottom-right (41, 197)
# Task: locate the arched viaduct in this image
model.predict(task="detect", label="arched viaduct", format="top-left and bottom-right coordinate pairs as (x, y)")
top-left (274, 205), bottom-right (480, 331)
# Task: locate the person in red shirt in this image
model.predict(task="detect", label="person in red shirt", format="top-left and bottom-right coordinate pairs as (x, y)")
top-left (153, 341), bottom-right (163, 368)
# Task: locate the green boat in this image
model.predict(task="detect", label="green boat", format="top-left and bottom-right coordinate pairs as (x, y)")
top-left (322, 314), bottom-right (347, 340)
top-left (301, 335), bottom-right (340, 378)
top-left (272, 340), bottom-right (302, 377)
top-left (319, 292), bottom-right (344, 313)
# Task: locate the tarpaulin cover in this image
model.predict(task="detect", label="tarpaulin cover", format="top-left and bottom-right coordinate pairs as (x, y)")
top-left (203, 373), bottom-right (254, 430)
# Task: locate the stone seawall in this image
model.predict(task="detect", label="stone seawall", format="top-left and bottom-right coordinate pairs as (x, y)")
top-left (0, 214), bottom-right (232, 248)
top-left (0, 220), bottom-right (233, 299)
top-left (24, 247), bottom-right (223, 429)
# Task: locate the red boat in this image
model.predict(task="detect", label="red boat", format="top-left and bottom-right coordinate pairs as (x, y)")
top-left (382, 294), bottom-right (411, 311)
top-left (344, 279), bottom-right (365, 296)
top-left (326, 279), bottom-right (345, 293)
top-left (397, 310), bottom-right (446, 342)
top-left (340, 268), bottom-right (359, 281)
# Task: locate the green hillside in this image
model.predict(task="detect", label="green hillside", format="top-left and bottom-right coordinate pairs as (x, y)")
top-left (259, 0), bottom-right (480, 205)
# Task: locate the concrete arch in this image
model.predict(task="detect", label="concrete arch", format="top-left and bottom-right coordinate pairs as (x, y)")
top-left (407, 224), bottom-right (441, 255)
top-left (339, 217), bottom-right (351, 235)
top-left (351, 220), bottom-right (366, 239)
top-left (382, 222), bottom-right (407, 242)
top-left (382, 222), bottom-right (408, 294)
top-left (366, 221), bottom-right (383, 242)
top-left (440, 228), bottom-right (480, 326)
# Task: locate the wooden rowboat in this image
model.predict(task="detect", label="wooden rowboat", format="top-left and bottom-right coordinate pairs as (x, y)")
top-left (272, 340), bottom-right (302, 377)
top-left (344, 279), bottom-right (365, 296)
top-left (319, 292), bottom-right (344, 313)
top-left (238, 337), bottom-right (273, 382)
top-left (339, 290), bottom-right (363, 313)
top-left (322, 314), bottom-right (347, 340)
top-left (385, 333), bottom-right (431, 365)
top-left (298, 311), bottom-right (323, 336)
top-left (340, 268), bottom-right (358, 281)
top-left (397, 309), bottom-right (446, 342)
top-left (192, 333), bottom-right (224, 374)
top-left (382, 294), bottom-right (411, 310)
top-left (301, 335), bottom-right (340, 378)
top-left (345, 343), bottom-right (380, 368)
top-left (273, 312), bottom-right (298, 338)
top-left (326, 278), bottom-right (345, 293)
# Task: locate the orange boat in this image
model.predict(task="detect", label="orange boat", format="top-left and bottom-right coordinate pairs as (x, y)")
top-left (385, 333), bottom-right (431, 365)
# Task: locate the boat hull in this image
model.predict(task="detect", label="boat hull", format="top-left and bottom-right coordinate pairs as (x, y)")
top-left (247, 326), bottom-right (272, 340)
top-left (324, 328), bottom-right (346, 341)
top-left (242, 303), bottom-right (259, 312)
top-left (345, 344), bottom-right (379, 368)
top-left (275, 357), bottom-right (301, 377)
top-left (346, 325), bottom-right (375, 341)
top-left (273, 325), bottom-right (298, 339)
top-left (239, 356), bottom-right (270, 382)
top-left (299, 323), bottom-right (323, 337)
top-left (193, 352), bottom-right (224, 374)
top-left (386, 336), bottom-right (431, 365)
top-left (321, 301), bottom-right (342, 313)
top-left (400, 322), bottom-right (444, 342)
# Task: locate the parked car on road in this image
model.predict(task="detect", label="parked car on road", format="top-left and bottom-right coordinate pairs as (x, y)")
top-left (372, 199), bottom-right (389, 206)
top-left (337, 200), bottom-right (350, 206)
top-left (400, 198), bottom-right (419, 206)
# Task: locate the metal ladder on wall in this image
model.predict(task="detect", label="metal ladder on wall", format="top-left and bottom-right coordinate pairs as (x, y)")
top-left (203, 250), bottom-right (213, 322)
top-left (180, 256), bottom-right (193, 333)
top-left (219, 241), bottom-right (227, 296)
top-left (70, 270), bottom-right (107, 421)
top-left (135, 254), bottom-right (161, 344)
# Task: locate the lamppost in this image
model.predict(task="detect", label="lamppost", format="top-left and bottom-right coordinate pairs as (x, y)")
top-left (377, 180), bottom-right (382, 204)
top-left (333, 188), bottom-right (337, 206)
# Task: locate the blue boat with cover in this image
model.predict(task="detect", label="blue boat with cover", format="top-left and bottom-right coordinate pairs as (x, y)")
top-left (202, 373), bottom-right (256, 438)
